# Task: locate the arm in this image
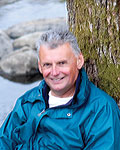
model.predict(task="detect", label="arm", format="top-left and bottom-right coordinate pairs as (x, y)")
top-left (84, 98), bottom-right (120, 150)
top-left (0, 98), bottom-right (27, 149)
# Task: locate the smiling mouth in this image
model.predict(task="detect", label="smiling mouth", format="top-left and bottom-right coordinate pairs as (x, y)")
top-left (51, 77), bottom-right (64, 81)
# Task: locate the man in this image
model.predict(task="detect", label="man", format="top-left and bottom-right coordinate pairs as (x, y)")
top-left (0, 27), bottom-right (120, 149)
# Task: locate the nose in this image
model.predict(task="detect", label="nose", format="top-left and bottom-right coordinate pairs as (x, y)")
top-left (51, 65), bottom-right (59, 76)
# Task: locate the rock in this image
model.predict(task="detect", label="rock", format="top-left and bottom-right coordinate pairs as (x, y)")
top-left (0, 30), bottom-right (13, 59)
top-left (0, 0), bottom-right (17, 6)
top-left (13, 32), bottom-right (43, 50)
top-left (0, 47), bottom-right (42, 83)
top-left (0, 18), bottom-right (67, 83)
top-left (5, 18), bottom-right (66, 39)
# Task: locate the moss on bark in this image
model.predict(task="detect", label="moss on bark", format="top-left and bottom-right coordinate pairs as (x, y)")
top-left (67, 0), bottom-right (120, 102)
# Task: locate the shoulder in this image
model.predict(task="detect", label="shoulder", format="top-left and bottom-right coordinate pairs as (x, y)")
top-left (17, 80), bottom-right (45, 104)
top-left (13, 80), bottom-right (45, 111)
top-left (88, 82), bottom-right (120, 116)
top-left (82, 83), bottom-right (120, 149)
top-left (11, 80), bottom-right (45, 120)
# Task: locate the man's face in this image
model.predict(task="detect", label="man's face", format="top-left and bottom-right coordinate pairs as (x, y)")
top-left (38, 43), bottom-right (84, 97)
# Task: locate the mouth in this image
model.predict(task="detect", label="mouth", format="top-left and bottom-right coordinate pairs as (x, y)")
top-left (50, 77), bottom-right (65, 82)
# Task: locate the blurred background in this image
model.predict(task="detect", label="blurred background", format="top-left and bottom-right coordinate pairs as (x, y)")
top-left (0, 0), bottom-right (67, 126)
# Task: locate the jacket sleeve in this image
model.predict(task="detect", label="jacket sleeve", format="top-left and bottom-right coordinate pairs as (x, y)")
top-left (0, 98), bottom-right (27, 150)
top-left (84, 97), bottom-right (120, 150)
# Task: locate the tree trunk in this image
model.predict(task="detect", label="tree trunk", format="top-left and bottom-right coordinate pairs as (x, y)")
top-left (66, 0), bottom-right (120, 102)
top-left (117, 0), bottom-right (120, 32)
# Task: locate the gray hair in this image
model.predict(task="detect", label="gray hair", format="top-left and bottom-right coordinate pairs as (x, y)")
top-left (36, 26), bottom-right (81, 58)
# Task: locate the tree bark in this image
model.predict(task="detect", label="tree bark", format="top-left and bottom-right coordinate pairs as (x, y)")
top-left (66, 0), bottom-right (120, 102)
top-left (117, 0), bottom-right (120, 32)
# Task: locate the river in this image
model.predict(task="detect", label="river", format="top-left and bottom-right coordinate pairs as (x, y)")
top-left (0, 0), bottom-right (67, 126)
top-left (0, 0), bottom-right (67, 29)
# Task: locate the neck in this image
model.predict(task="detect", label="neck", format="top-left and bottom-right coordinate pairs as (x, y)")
top-left (51, 86), bottom-right (75, 98)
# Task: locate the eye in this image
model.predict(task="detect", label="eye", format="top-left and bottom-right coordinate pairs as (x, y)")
top-left (58, 61), bottom-right (67, 66)
top-left (43, 63), bottom-right (51, 68)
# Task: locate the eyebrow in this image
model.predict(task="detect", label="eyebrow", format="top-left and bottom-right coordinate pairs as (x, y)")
top-left (57, 60), bottom-right (67, 63)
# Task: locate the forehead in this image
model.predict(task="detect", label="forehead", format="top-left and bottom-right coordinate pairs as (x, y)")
top-left (39, 43), bottom-right (75, 60)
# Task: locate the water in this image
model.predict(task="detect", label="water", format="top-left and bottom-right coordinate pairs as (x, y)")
top-left (0, 0), bottom-right (67, 29)
top-left (0, 0), bottom-right (67, 126)
top-left (0, 76), bottom-right (40, 126)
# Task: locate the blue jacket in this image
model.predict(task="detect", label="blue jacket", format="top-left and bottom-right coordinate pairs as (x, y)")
top-left (0, 68), bottom-right (120, 150)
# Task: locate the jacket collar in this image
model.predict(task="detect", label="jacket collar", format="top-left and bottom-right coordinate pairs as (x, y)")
top-left (71, 68), bottom-right (90, 108)
top-left (39, 68), bottom-right (90, 108)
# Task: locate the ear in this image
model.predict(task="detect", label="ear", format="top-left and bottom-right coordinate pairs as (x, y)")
top-left (38, 60), bottom-right (42, 74)
top-left (77, 53), bottom-right (84, 69)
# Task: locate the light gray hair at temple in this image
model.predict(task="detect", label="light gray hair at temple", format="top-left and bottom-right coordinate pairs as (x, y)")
top-left (36, 26), bottom-right (81, 59)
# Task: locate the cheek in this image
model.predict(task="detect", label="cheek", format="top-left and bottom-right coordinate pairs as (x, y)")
top-left (69, 66), bottom-right (79, 79)
top-left (42, 69), bottom-right (50, 78)
top-left (61, 66), bottom-right (77, 76)
top-left (59, 68), bottom-right (70, 77)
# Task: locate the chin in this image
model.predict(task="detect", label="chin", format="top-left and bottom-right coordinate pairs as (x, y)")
top-left (51, 86), bottom-right (65, 92)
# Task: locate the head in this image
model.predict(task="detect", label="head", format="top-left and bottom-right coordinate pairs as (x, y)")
top-left (36, 27), bottom-right (84, 97)
top-left (36, 26), bottom-right (81, 57)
